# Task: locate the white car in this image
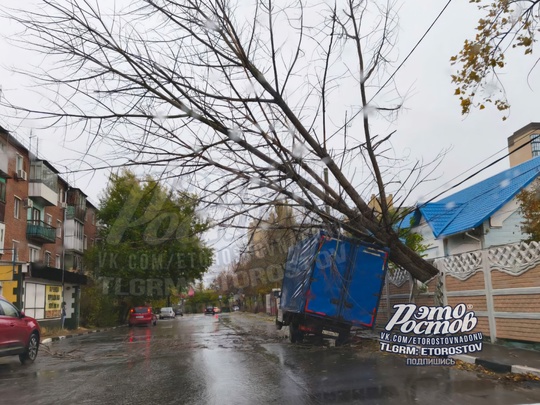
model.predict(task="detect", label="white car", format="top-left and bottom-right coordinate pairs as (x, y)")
top-left (159, 307), bottom-right (176, 319)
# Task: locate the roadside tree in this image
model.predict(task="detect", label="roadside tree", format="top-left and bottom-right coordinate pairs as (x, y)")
top-left (452, 0), bottom-right (540, 117)
top-left (516, 179), bottom-right (540, 241)
top-left (6, 0), bottom-right (442, 281)
top-left (85, 169), bottom-right (213, 306)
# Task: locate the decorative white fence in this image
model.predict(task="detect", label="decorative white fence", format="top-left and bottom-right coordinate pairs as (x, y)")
top-left (377, 241), bottom-right (540, 344)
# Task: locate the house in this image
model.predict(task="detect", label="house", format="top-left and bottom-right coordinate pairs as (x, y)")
top-left (407, 156), bottom-right (540, 259)
top-left (381, 123), bottom-right (540, 345)
top-left (405, 124), bottom-right (540, 260)
top-left (0, 125), bottom-right (97, 329)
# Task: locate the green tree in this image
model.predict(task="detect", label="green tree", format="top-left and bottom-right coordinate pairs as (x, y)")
top-left (85, 170), bottom-right (213, 304)
top-left (184, 290), bottom-right (219, 313)
top-left (452, 0), bottom-right (540, 118)
top-left (516, 179), bottom-right (540, 241)
top-left (398, 223), bottom-right (430, 258)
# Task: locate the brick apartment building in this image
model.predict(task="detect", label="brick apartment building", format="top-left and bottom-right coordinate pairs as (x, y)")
top-left (0, 125), bottom-right (98, 329)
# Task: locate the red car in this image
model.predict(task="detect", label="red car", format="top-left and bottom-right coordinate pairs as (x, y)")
top-left (128, 306), bottom-right (158, 327)
top-left (0, 297), bottom-right (41, 364)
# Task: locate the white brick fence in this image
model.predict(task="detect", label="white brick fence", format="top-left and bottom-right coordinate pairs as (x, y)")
top-left (377, 241), bottom-right (540, 344)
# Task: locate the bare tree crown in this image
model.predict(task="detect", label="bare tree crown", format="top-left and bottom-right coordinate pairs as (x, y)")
top-left (4, 0), bottom-right (440, 280)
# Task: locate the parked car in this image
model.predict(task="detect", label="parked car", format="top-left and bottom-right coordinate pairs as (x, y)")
top-left (232, 305), bottom-right (240, 312)
top-left (159, 307), bottom-right (176, 319)
top-left (204, 306), bottom-right (215, 315)
top-left (0, 297), bottom-right (41, 364)
top-left (173, 308), bottom-right (184, 316)
top-left (128, 306), bottom-right (158, 327)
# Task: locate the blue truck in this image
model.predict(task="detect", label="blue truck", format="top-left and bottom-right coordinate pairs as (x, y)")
top-left (276, 232), bottom-right (389, 345)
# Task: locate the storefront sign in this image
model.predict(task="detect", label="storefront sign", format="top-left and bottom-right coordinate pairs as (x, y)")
top-left (45, 285), bottom-right (62, 318)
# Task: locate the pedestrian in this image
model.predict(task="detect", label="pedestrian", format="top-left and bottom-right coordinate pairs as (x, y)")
top-left (61, 302), bottom-right (67, 329)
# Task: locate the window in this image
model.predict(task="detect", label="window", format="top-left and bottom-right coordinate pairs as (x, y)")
top-left (29, 246), bottom-right (40, 263)
top-left (32, 208), bottom-right (40, 222)
top-left (24, 283), bottom-right (45, 320)
top-left (12, 241), bottom-right (19, 261)
top-left (0, 180), bottom-right (5, 203)
top-left (532, 134), bottom-right (540, 157)
top-left (76, 221), bottom-right (84, 240)
top-left (84, 235), bottom-right (88, 250)
top-left (72, 255), bottom-right (82, 270)
top-left (45, 251), bottom-right (52, 266)
top-left (14, 197), bottom-right (21, 219)
top-left (46, 214), bottom-right (52, 226)
top-left (55, 254), bottom-right (61, 269)
top-left (56, 220), bottom-right (62, 238)
top-left (0, 300), bottom-right (19, 317)
top-left (92, 212), bottom-right (96, 225)
top-left (58, 187), bottom-right (64, 204)
top-left (16, 154), bottom-right (23, 172)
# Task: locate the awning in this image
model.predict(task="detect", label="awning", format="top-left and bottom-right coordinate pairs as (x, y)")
top-left (30, 263), bottom-right (88, 285)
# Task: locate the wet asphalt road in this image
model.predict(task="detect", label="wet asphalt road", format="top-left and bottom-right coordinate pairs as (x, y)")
top-left (1, 313), bottom-right (540, 405)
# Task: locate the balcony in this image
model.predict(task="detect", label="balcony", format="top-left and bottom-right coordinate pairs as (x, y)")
top-left (0, 149), bottom-right (7, 178)
top-left (26, 220), bottom-right (56, 243)
top-left (64, 235), bottom-right (84, 252)
top-left (29, 161), bottom-right (59, 206)
top-left (66, 205), bottom-right (86, 222)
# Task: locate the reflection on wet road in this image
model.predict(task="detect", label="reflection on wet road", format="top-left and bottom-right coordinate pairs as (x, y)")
top-left (1, 313), bottom-right (539, 405)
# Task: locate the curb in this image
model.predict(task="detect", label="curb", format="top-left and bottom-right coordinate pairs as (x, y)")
top-left (451, 353), bottom-right (540, 378)
top-left (359, 328), bottom-right (540, 377)
top-left (41, 325), bottom-right (125, 345)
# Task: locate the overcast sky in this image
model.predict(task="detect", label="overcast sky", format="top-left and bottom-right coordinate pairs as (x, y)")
top-left (0, 0), bottom-right (538, 277)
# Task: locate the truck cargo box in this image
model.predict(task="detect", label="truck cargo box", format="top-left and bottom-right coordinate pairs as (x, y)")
top-left (279, 232), bottom-right (389, 331)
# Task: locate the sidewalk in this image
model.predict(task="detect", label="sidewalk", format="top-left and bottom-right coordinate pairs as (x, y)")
top-left (452, 342), bottom-right (540, 378)
top-left (355, 327), bottom-right (540, 378)
top-left (245, 312), bottom-right (540, 378)
top-left (41, 325), bottom-right (125, 344)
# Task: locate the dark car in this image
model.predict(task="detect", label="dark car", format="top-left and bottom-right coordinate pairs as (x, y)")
top-left (128, 306), bottom-right (158, 327)
top-left (0, 297), bottom-right (41, 364)
top-left (204, 306), bottom-right (215, 315)
top-left (173, 308), bottom-right (184, 316)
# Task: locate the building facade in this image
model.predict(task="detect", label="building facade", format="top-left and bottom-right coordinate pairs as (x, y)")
top-left (0, 125), bottom-right (97, 329)
top-left (508, 122), bottom-right (540, 167)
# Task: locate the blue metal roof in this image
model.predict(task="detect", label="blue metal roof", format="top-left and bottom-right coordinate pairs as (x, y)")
top-left (418, 156), bottom-right (540, 238)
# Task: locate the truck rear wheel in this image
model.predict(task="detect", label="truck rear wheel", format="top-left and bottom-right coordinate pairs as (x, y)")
top-left (335, 331), bottom-right (350, 346)
top-left (288, 323), bottom-right (304, 343)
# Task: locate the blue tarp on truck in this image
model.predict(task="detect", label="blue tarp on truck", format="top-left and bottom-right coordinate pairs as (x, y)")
top-left (279, 232), bottom-right (389, 333)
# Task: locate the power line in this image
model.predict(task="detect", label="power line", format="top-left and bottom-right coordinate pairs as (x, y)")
top-left (332, 0), bottom-right (454, 138)
top-left (396, 136), bottom-right (537, 227)
top-left (419, 144), bottom-right (510, 202)
top-left (419, 136), bottom-right (535, 207)
top-left (370, 0), bottom-right (454, 104)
